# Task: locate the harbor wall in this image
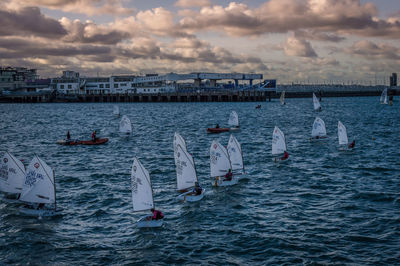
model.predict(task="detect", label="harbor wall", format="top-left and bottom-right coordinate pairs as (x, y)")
top-left (0, 88), bottom-right (397, 103)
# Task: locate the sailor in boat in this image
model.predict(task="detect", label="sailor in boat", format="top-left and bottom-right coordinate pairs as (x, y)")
top-left (348, 140), bottom-right (355, 149)
top-left (66, 131), bottom-right (71, 144)
top-left (215, 124), bottom-right (220, 129)
top-left (256, 105), bottom-right (261, 109)
top-left (91, 130), bottom-right (97, 142)
top-left (189, 182), bottom-right (203, 196)
top-left (281, 151), bottom-right (289, 160)
top-left (146, 208), bottom-right (164, 221)
top-left (223, 169), bottom-right (233, 181)
top-left (274, 151), bottom-right (289, 162)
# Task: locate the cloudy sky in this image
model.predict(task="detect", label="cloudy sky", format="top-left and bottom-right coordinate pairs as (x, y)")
top-left (0, 0), bottom-right (399, 83)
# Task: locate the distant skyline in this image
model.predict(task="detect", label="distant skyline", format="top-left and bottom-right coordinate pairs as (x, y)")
top-left (0, 0), bottom-right (399, 83)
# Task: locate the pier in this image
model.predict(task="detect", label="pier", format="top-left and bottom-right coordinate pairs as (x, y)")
top-left (0, 88), bottom-right (398, 103)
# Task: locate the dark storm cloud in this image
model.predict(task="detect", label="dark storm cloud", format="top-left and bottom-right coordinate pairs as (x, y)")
top-left (0, 7), bottom-right (67, 38)
top-left (0, 37), bottom-right (111, 57)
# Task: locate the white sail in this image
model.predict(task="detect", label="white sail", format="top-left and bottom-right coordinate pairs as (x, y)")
top-left (113, 105), bottom-right (120, 115)
top-left (313, 93), bottom-right (321, 110)
top-left (175, 144), bottom-right (197, 191)
top-left (0, 151), bottom-right (26, 194)
top-left (210, 140), bottom-right (232, 178)
top-left (380, 88), bottom-right (388, 104)
top-left (280, 91), bottom-right (286, 105)
top-left (338, 121), bottom-right (348, 145)
top-left (131, 157), bottom-right (153, 212)
top-left (272, 126), bottom-right (286, 155)
top-left (119, 115), bottom-right (132, 134)
top-left (19, 156), bottom-right (55, 204)
top-left (227, 135), bottom-right (244, 173)
top-left (228, 111), bottom-right (239, 127)
top-left (312, 117), bottom-right (327, 137)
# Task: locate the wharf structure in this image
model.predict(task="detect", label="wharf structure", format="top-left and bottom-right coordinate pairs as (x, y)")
top-left (0, 67), bottom-right (398, 103)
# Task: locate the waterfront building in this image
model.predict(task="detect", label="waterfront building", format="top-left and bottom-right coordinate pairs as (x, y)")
top-left (0, 67), bottom-right (38, 93)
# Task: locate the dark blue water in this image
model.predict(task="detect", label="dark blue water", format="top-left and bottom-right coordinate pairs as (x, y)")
top-left (0, 97), bottom-right (399, 265)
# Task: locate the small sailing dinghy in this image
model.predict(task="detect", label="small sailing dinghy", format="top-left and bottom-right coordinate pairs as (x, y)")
top-left (210, 140), bottom-right (237, 187)
top-left (131, 157), bottom-right (163, 228)
top-left (0, 151), bottom-right (25, 202)
top-left (113, 105), bottom-right (120, 117)
top-left (119, 115), bottom-right (132, 135)
top-left (227, 135), bottom-right (246, 178)
top-left (19, 155), bottom-right (62, 217)
top-left (313, 93), bottom-right (322, 111)
top-left (175, 144), bottom-right (205, 202)
top-left (228, 111), bottom-right (240, 131)
top-left (280, 91), bottom-right (286, 105)
top-left (380, 88), bottom-right (388, 104)
top-left (272, 126), bottom-right (289, 163)
top-left (310, 117), bottom-right (327, 140)
top-left (338, 121), bottom-right (355, 150)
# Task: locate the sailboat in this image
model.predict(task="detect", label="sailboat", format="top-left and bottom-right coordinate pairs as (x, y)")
top-left (19, 155), bottom-right (62, 217)
top-left (272, 126), bottom-right (289, 162)
top-left (119, 115), bottom-right (132, 135)
top-left (338, 120), bottom-right (348, 146)
top-left (175, 144), bottom-right (205, 202)
top-left (310, 117), bottom-right (327, 140)
top-left (173, 132), bottom-right (187, 163)
top-left (338, 121), bottom-right (355, 150)
top-left (228, 111), bottom-right (240, 131)
top-left (280, 91), bottom-right (286, 105)
top-left (113, 105), bottom-right (120, 117)
top-left (380, 88), bottom-right (388, 104)
top-left (0, 151), bottom-right (25, 202)
top-left (210, 140), bottom-right (237, 187)
top-left (227, 135), bottom-right (246, 176)
top-left (131, 157), bottom-right (163, 228)
top-left (313, 93), bottom-right (322, 111)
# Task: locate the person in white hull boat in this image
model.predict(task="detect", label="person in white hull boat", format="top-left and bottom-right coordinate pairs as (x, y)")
top-left (185, 182), bottom-right (203, 196)
top-left (223, 169), bottom-right (233, 181)
top-left (147, 208), bottom-right (164, 221)
top-left (274, 150), bottom-right (289, 162)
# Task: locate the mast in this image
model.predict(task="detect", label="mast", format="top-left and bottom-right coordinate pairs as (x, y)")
top-left (53, 169), bottom-right (56, 211)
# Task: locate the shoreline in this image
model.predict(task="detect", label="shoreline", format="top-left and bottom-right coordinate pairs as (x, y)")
top-left (0, 89), bottom-right (397, 103)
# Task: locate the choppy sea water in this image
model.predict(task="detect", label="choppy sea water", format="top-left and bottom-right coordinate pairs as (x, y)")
top-left (0, 97), bottom-right (399, 265)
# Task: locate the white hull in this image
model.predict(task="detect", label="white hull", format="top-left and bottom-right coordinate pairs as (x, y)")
top-left (19, 206), bottom-right (62, 217)
top-left (310, 136), bottom-right (328, 142)
top-left (229, 127), bottom-right (240, 132)
top-left (137, 215), bottom-right (164, 228)
top-left (273, 157), bottom-right (290, 163)
top-left (177, 189), bottom-right (205, 202)
top-left (234, 172), bottom-right (248, 181)
top-left (212, 177), bottom-right (238, 187)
